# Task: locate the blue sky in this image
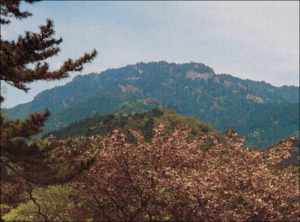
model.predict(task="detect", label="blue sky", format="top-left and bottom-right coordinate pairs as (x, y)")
top-left (1, 1), bottom-right (299, 108)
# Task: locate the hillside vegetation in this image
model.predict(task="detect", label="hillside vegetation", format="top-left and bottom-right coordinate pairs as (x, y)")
top-left (49, 109), bottom-right (223, 145)
top-left (7, 61), bottom-right (299, 149)
top-left (48, 108), bottom-right (299, 165)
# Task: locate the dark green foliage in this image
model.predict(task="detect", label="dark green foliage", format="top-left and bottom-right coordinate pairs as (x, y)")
top-left (230, 102), bottom-right (299, 148)
top-left (6, 62), bottom-right (299, 150)
top-left (142, 117), bottom-right (155, 141)
top-left (48, 109), bottom-right (223, 144)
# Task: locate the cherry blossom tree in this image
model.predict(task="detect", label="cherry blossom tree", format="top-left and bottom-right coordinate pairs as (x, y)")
top-left (69, 124), bottom-right (299, 221)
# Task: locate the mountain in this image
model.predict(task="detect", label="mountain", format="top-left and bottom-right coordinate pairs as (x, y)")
top-left (6, 64), bottom-right (145, 120)
top-left (7, 61), bottom-right (299, 149)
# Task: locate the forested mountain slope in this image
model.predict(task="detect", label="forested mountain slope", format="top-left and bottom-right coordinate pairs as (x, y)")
top-left (7, 61), bottom-right (299, 120)
top-left (48, 109), bottom-right (223, 144)
top-left (7, 64), bottom-right (146, 120)
top-left (7, 61), bottom-right (299, 149)
top-left (43, 87), bottom-right (175, 133)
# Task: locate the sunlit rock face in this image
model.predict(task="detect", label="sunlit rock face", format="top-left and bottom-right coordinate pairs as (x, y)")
top-left (246, 93), bottom-right (264, 103)
top-left (186, 70), bottom-right (214, 81)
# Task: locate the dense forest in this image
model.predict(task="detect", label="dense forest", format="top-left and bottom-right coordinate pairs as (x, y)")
top-left (7, 61), bottom-right (299, 149)
top-left (48, 109), bottom-right (223, 144)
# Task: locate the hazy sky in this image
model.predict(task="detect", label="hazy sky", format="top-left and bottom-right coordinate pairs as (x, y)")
top-left (1, 1), bottom-right (299, 108)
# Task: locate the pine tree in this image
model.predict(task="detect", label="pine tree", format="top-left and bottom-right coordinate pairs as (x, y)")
top-left (0, 0), bottom-right (97, 215)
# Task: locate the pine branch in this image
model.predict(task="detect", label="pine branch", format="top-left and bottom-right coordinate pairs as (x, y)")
top-left (0, 0), bottom-right (97, 207)
top-left (0, 0), bottom-right (41, 24)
